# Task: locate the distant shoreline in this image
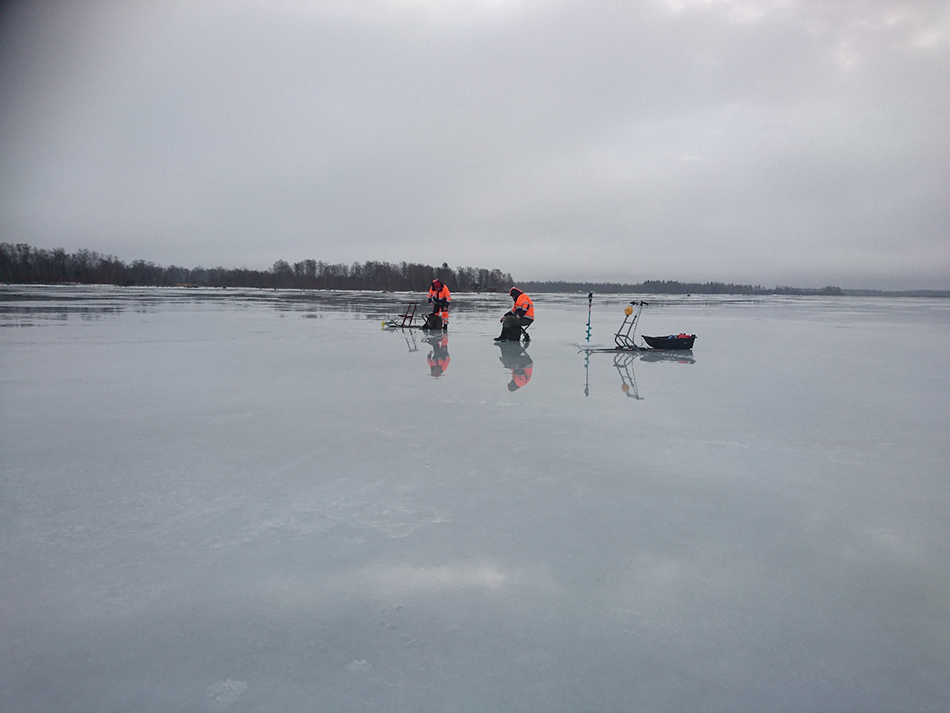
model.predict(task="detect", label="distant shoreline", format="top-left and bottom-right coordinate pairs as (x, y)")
top-left (520, 280), bottom-right (950, 298)
top-left (2, 243), bottom-right (946, 297)
top-left (3, 282), bottom-right (948, 299)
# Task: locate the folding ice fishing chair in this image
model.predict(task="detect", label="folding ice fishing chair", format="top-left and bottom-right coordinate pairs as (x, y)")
top-left (517, 321), bottom-right (531, 343)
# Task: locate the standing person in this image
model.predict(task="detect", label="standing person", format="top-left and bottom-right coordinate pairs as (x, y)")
top-left (427, 279), bottom-right (451, 331)
top-left (495, 287), bottom-right (534, 341)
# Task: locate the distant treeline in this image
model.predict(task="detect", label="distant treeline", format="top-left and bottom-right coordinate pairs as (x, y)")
top-left (5, 243), bottom-right (946, 296)
top-left (838, 288), bottom-right (950, 297)
top-left (0, 243), bottom-right (513, 292)
top-left (521, 280), bottom-right (846, 296)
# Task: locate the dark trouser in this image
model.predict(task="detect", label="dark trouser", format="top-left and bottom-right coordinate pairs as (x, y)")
top-left (501, 315), bottom-right (532, 340)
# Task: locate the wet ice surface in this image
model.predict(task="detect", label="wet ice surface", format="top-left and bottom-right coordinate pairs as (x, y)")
top-left (1, 285), bottom-right (949, 712)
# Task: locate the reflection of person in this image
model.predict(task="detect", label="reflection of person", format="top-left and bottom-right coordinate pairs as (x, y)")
top-left (426, 279), bottom-right (451, 331)
top-left (497, 341), bottom-right (533, 391)
top-left (424, 335), bottom-right (450, 378)
top-left (494, 287), bottom-right (534, 341)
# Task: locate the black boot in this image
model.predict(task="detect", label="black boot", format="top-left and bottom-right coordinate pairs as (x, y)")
top-left (494, 332), bottom-right (507, 341)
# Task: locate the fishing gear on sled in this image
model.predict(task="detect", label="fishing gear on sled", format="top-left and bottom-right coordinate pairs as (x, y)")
top-left (579, 299), bottom-right (697, 352)
top-left (382, 302), bottom-right (449, 331)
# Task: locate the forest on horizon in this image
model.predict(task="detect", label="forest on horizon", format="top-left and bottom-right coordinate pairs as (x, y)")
top-left (2, 243), bottom-right (946, 297)
top-left (0, 242), bottom-right (512, 292)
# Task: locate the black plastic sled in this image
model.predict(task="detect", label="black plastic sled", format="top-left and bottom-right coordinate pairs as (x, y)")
top-left (642, 334), bottom-right (696, 350)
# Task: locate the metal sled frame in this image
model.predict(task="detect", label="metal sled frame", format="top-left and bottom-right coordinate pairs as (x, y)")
top-left (384, 303), bottom-right (423, 329)
top-left (614, 301), bottom-right (647, 350)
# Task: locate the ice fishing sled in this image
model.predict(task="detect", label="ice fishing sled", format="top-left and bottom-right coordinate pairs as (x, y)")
top-left (642, 333), bottom-right (696, 350)
top-left (382, 303), bottom-right (444, 330)
top-left (579, 300), bottom-right (696, 353)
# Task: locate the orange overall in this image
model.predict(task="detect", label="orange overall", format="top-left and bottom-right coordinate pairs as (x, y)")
top-left (497, 287), bottom-right (534, 341)
top-left (427, 280), bottom-right (451, 329)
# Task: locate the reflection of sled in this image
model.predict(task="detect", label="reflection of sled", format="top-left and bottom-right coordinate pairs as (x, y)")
top-left (582, 350), bottom-right (645, 400)
top-left (638, 350), bottom-right (695, 364)
top-left (614, 352), bottom-right (643, 399)
top-left (382, 303), bottom-right (443, 330)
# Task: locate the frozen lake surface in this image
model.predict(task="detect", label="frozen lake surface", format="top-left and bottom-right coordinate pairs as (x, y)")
top-left (2, 285), bottom-right (949, 712)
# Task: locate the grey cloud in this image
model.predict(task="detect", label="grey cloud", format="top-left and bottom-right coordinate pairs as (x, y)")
top-left (1, 0), bottom-right (948, 287)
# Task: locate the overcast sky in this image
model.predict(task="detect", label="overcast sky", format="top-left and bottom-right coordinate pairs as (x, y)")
top-left (1, 0), bottom-right (948, 288)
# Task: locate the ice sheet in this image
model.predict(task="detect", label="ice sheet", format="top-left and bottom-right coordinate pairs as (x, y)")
top-left (2, 286), bottom-right (949, 712)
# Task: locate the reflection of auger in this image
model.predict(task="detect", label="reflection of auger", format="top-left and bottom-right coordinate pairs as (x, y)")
top-left (614, 301), bottom-right (648, 350)
top-left (583, 350), bottom-right (590, 396)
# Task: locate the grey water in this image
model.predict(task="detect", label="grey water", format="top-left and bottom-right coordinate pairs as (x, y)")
top-left (1, 285), bottom-right (948, 713)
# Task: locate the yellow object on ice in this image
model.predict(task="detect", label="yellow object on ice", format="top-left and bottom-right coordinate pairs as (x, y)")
top-left (624, 305), bottom-right (633, 316)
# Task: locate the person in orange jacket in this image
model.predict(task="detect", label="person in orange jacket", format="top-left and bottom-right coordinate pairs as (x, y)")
top-left (427, 279), bottom-right (451, 331)
top-left (494, 287), bottom-right (534, 341)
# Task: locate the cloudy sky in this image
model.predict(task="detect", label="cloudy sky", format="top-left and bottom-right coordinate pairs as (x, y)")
top-left (1, 0), bottom-right (948, 288)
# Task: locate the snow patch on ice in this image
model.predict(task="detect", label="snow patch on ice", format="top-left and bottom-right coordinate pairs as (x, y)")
top-left (346, 659), bottom-right (372, 674)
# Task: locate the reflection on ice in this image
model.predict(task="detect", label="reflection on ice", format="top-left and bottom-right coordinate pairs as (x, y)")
top-left (613, 352), bottom-right (643, 400)
top-left (369, 563), bottom-right (509, 593)
top-left (423, 334), bottom-right (450, 378)
top-left (496, 341), bottom-right (533, 391)
top-left (253, 560), bottom-right (509, 607)
top-left (580, 348), bottom-right (694, 400)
